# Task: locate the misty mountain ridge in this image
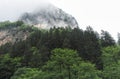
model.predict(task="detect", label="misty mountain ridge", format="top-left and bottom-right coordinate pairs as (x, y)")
top-left (0, 3), bottom-right (78, 46)
top-left (19, 3), bottom-right (78, 29)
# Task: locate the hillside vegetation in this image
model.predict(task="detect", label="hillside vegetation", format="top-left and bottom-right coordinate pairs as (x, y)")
top-left (0, 21), bottom-right (120, 79)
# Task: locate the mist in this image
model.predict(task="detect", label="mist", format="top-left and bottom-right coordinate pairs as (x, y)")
top-left (0, 0), bottom-right (120, 41)
top-left (0, 0), bottom-right (50, 21)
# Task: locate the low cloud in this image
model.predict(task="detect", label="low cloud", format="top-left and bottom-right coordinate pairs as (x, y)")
top-left (0, 0), bottom-right (50, 21)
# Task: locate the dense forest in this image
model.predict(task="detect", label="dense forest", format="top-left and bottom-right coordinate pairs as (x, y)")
top-left (0, 21), bottom-right (120, 79)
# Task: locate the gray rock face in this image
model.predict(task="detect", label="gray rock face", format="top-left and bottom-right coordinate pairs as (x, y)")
top-left (19, 4), bottom-right (78, 29)
top-left (0, 27), bottom-right (29, 46)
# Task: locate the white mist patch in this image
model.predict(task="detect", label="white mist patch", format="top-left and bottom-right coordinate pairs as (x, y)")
top-left (0, 0), bottom-right (50, 21)
top-left (19, 4), bottom-right (78, 29)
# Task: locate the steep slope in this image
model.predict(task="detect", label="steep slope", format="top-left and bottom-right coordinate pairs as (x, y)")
top-left (19, 4), bottom-right (78, 29)
top-left (0, 21), bottom-right (32, 46)
top-left (0, 4), bottom-right (79, 46)
top-left (0, 28), bottom-right (28, 46)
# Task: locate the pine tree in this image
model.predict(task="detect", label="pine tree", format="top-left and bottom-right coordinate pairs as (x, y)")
top-left (101, 30), bottom-right (115, 47)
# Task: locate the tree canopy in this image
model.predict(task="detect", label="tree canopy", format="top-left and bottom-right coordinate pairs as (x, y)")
top-left (0, 21), bottom-right (118, 79)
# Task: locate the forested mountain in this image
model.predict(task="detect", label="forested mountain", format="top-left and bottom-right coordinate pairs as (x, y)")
top-left (0, 4), bottom-right (119, 79)
top-left (0, 21), bottom-right (118, 79)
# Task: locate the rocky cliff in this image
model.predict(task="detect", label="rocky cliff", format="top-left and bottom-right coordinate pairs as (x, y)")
top-left (19, 4), bottom-right (78, 29)
top-left (0, 21), bottom-right (31, 46)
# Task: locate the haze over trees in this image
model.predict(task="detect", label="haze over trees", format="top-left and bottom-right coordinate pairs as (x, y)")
top-left (0, 21), bottom-right (119, 79)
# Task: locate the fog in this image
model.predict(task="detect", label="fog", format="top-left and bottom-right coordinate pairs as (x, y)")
top-left (0, 0), bottom-right (50, 21)
top-left (0, 0), bottom-right (120, 41)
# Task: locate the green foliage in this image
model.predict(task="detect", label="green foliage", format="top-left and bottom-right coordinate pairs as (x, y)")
top-left (0, 43), bottom-right (12, 54)
top-left (102, 46), bottom-right (120, 79)
top-left (11, 67), bottom-right (39, 79)
top-left (102, 46), bottom-right (120, 66)
top-left (103, 64), bottom-right (120, 79)
top-left (40, 48), bottom-right (101, 79)
top-left (83, 26), bottom-right (102, 69)
top-left (0, 25), bottom-right (103, 69)
top-left (0, 21), bottom-right (23, 30)
top-left (19, 24), bottom-right (32, 31)
top-left (51, 48), bottom-right (81, 64)
top-left (0, 54), bottom-right (21, 79)
top-left (22, 47), bottom-right (43, 67)
top-left (0, 21), bottom-right (118, 79)
top-left (72, 62), bottom-right (102, 79)
top-left (101, 30), bottom-right (115, 47)
top-left (42, 48), bottom-right (80, 79)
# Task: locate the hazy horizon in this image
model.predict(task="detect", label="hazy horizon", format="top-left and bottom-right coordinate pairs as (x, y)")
top-left (0, 0), bottom-right (120, 41)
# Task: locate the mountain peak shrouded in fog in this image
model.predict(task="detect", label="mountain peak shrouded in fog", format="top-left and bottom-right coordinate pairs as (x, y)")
top-left (19, 3), bottom-right (78, 29)
top-left (0, 3), bottom-right (79, 46)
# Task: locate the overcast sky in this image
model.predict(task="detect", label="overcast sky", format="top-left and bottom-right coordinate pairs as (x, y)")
top-left (0, 0), bottom-right (120, 40)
